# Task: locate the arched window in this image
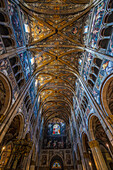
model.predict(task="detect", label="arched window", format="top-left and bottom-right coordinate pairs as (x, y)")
top-left (100, 26), bottom-right (112, 37)
top-left (0, 0), bottom-right (5, 8)
top-left (53, 124), bottom-right (60, 135)
top-left (93, 58), bottom-right (102, 68)
top-left (0, 25), bottom-right (11, 35)
top-left (50, 155), bottom-right (63, 170)
top-left (104, 12), bottom-right (113, 23)
top-left (89, 74), bottom-right (97, 82)
top-left (91, 67), bottom-right (99, 76)
top-left (98, 39), bottom-right (110, 49)
top-left (88, 79), bottom-right (94, 89)
top-left (108, 0), bottom-right (113, 9)
top-left (52, 161), bottom-right (62, 169)
top-left (2, 38), bottom-right (15, 48)
top-left (0, 12), bottom-right (8, 22)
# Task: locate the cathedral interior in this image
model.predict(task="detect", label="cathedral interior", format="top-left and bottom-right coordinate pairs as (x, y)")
top-left (0, 0), bottom-right (113, 169)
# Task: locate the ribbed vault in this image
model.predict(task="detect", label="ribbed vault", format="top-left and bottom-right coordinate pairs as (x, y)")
top-left (20, 0), bottom-right (95, 123)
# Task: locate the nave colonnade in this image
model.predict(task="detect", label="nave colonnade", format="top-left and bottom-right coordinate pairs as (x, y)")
top-left (0, 0), bottom-right (113, 170)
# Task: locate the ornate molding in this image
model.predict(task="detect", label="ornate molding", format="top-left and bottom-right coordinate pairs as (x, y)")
top-left (88, 140), bottom-right (99, 148)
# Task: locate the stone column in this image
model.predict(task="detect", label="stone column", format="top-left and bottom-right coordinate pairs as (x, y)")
top-left (89, 140), bottom-right (108, 170)
top-left (71, 111), bottom-right (86, 170)
top-left (11, 155), bottom-right (21, 170)
top-left (21, 156), bottom-right (29, 170)
top-left (30, 161), bottom-right (36, 170)
top-left (83, 152), bottom-right (92, 170)
top-left (76, 160), bottom-right (83, 170)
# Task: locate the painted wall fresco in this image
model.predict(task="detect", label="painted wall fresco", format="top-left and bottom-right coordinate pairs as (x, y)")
top-left (20, 9), bottom-right (30, 44)
top-left (0, 58), bottom-right (19, 102)
top-left (33, 97), bottom-right (39, 118)
top-left (29, 81), bottom-right (36, 104)
top-left (77, 84), bottom-right (84, 105)
top-left (28, 52), bottom-right (35, 74)
top-left (8, 0), bottom-right (24, 47)
top-left (83, 10), bottom-right (93, 45)
top-left (84, 104), bottom-right (94, 128)
top-left (80, 59), bottom-right (113, 124)
top-left (88, 0), bottom-right (106, 48)
top-left (78, 53), bottom-right (85, 74)
top-left (107, 32), bottom-right (113, 56)
top-left (93, 59), bottom-right (113, 106)
top-left (33, 104), bottom-right (38, 118)
top-left (82, 52), bottom-right (93, 81)
top-left (19, 52), bottom-right (31, 80)
top-left (0, 37), bottom-right (5, 55)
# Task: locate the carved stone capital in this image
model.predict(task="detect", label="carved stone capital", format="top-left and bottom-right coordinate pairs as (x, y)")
top-left (88, 140), bottom-right (99, 148)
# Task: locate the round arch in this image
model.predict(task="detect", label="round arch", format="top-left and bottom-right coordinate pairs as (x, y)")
top-left (0, 113), bottom-right (24, 143)
top-left (88, 115), bottom-right (113, 169)
top-left (100, 73), bottom-right (113, 116)
top-left (0, 114), bottom-right (24, 169)
top-left (0, 72), bottom-right (12, 116)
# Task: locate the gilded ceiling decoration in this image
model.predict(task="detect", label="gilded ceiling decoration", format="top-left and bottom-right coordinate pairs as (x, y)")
top-left (21, 0), bottom-right (93, 122)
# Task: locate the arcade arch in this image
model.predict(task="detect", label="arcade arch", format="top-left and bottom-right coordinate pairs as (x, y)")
top-left (89, 115), bottom-right (113, 170)
top-left (0, 72), bottom-right (12, 116)
top-left (0, 114), bottom-right (24, 169)
top-left (101, 74), bottom-right (113, 116)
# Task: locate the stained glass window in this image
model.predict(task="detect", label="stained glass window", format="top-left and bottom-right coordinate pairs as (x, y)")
top-left (52, 162), bottom-right (61, 169)
top-left (53, 124), bottom-right (60, 135)
top-left (47, 121), bottom-right (66, 136)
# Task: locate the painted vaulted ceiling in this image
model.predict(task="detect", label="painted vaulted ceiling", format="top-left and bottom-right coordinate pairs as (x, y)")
top-left (20, 0), bottom-right (94, 123)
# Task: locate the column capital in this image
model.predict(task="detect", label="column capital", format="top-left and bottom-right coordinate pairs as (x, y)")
top-left (88, 140), bottom-right (99, 148)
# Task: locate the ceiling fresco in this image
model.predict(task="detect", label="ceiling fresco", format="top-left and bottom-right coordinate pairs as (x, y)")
top-left (20, 0), bottom-right (93, 123)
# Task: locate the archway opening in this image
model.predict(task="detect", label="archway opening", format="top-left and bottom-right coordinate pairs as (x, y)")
top-left (101, 75), bottom-right (113, 115)
top-left (90, 115), bottom-right (113, 169)
top-left (0, 114), bottom-right (22, 169)
top-left (82, 133), bottom-right (96, 170)
top-left (0, 72), bottom-right (12, 116)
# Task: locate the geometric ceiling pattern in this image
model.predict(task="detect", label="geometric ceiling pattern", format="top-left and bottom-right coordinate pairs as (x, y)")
top-left (21, 0), bottom-right (92, 124)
